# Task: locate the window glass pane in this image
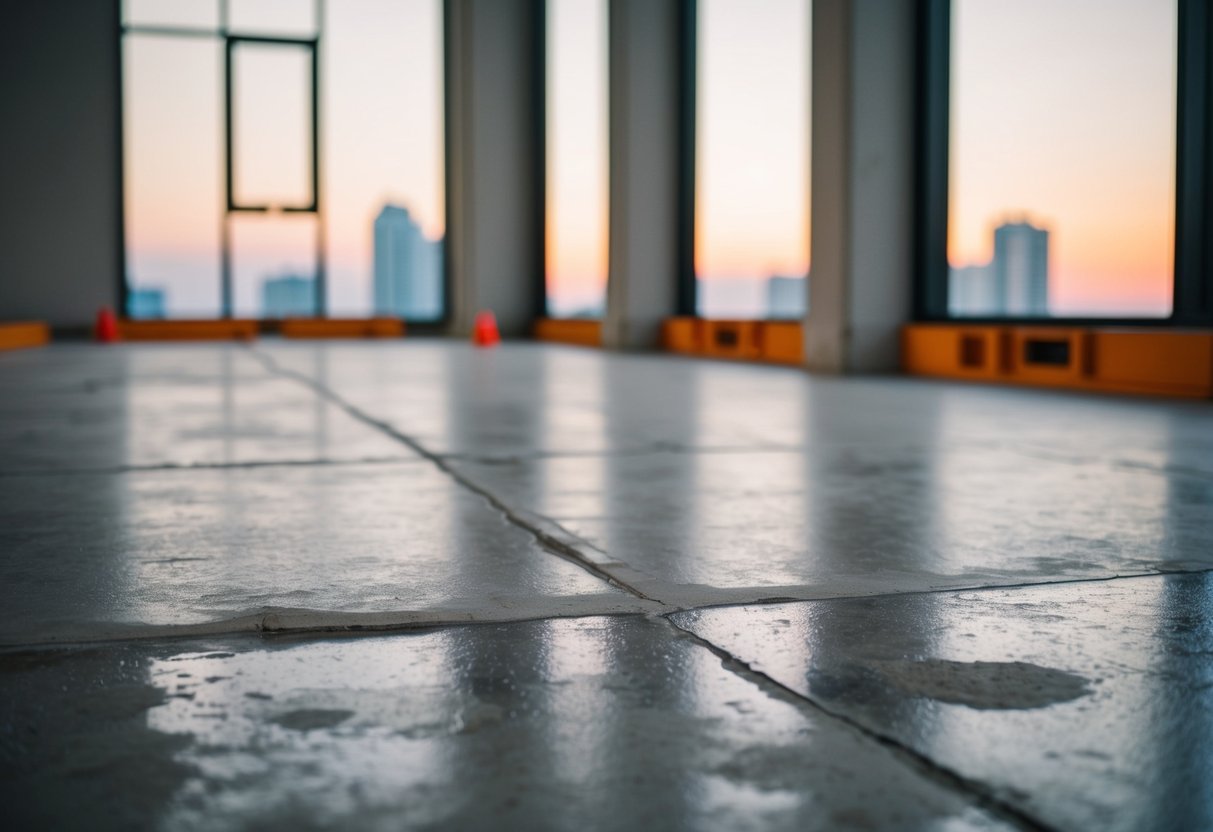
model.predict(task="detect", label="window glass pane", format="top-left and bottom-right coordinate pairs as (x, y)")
top-left (696, 0), bottom-right (810, 319)
top-left (124, 0), bottom-right (219, 29)
top-left (123, 34), bottom-right (223, 318)
top-left (232, 43), bottom-right (313, 208)
top-left (229, 0), bottom-right (317, 38)
top-left (230, 214), bottom-right (319, 318)
top-left (545, 0), bottom-right (609, 319)
top-left (949, 0), bottom-right (1176, 318)
top-left (325, 0), bottom-right (445, 320)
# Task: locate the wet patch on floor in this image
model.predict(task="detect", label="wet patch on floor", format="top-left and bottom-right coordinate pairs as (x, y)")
top-left (870, 659), bottom-right (1090, 710)
top-left (269, 708), bottom-right (355, 731)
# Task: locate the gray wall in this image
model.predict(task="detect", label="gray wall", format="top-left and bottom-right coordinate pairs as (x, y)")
top-left (446, 0), bottom-right (544, 337)
top-left (0, 0), bottom-right (122, 328)
top-left (807, 0), bottom-right (917, 373)
top-left (603, 0), bottom-right (684, 350)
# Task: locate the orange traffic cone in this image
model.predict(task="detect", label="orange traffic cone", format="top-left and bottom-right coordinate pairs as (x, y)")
top-left (95, 307), bottom-right (120, 343)
top-left (472, 310), bottom-right (500, 348)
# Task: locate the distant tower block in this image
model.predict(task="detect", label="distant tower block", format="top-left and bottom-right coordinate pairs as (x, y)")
top-left (993, 221), bottom-right (1049, 316)
top-left (374, 205), bottom-right (442, 319)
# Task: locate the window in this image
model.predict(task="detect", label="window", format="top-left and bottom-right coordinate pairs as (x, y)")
top-left (120, 0), bottom-right (446, 321)
top-left (946, 0), bottom-right (1177, 319)
top-left (545, 0), bottom-right (609, 319)
top-left (694, 0), bottom-right (810, 320)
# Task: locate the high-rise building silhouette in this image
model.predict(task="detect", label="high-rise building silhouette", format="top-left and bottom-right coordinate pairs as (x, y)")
top-left (993, 220), bottom-right (1049, 315)
top-left (128, 286), bottom-right (166, 319)
top-left (261, 274), bottom-right (315, 318)
top-left (948, 264), bottom-right (998, 316)
top-left (765, 275), bottom-right (807, 319)
top-left (374, 205), bottom-right (442, 319)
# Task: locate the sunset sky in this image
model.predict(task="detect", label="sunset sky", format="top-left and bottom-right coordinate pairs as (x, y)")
top-left (949, 0), bottom-right (1176, 316)
top-left (124, 0), bottom-right (444, 318)
top-left (695, 0), bottom-right (810, 318)
top-left (126, 0), bottom-right (1177, 321)
top-left (545, 0), bottom-right (609, 318)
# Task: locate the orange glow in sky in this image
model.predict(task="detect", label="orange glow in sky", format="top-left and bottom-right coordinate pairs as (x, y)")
top-left (695, 0), bottom-right (810, 284)
top-left (545, 0), bottom-right (609, 318)
top-left (949, 0), bottom-right (1176, 316)
top-left (124, 0), bottom-right (445, 316)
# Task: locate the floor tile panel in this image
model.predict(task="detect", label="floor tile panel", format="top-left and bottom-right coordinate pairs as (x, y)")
top-left (0, 616), bottom-right (1010, 832)
top-left (0, 462), bottom-right (639, 645)
top-left (673, 572), bottom-right (1213, 832)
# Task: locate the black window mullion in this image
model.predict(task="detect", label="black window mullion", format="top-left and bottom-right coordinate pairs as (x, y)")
top-left (1175, 0), bottom-right (1213, 325)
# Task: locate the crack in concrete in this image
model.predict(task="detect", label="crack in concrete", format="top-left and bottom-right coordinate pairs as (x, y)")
top-left (247, 347), bottom-right (664, 605)
top-left (661, 616), bottom-right (1054, 832)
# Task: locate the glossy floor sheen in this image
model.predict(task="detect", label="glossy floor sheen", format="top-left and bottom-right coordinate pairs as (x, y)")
top-left (1, 340), bottom-right (1211, 830)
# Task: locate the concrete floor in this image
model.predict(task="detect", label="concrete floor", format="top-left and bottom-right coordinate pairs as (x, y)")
top-left (1, 340), bottom-right (1211, 830)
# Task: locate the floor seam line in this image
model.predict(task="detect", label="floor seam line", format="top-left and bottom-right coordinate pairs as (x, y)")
top-left (662, 567), bottom-right (1213, 614)
top-left (662, 616), bottom-right (1056, 832)
top-left (0, 608), bottom-right (659, 653)
top-left (0, 456), bottom-right (419, 478)
top-left (245, 347), bottom-right (664, 606)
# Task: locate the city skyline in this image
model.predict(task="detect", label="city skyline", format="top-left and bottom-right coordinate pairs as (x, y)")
top-left (124, 0), bottom-right (1178, 321)
top-left (950, 219), bottom-right (1050, 317)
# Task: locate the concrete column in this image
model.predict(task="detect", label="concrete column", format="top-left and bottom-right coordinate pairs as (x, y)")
top-left (0, 0), bottom-right (122, 329)
top-left (807, 0), bottom-right (917, 373)
top-left (446, 0), bottom-right (544, 337)
top-left (602, 0), bottom-right (686, 350)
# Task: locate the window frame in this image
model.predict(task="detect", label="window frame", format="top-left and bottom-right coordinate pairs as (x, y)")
top-left (915, 0), bottom-right (1213, 327)
top-left (117, 0), bottom-right (455, 326)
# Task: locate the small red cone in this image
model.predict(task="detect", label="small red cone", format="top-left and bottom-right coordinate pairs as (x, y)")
top-left (472, 310), bottom-right (500, 348)
top-left (95, 307), bottom-right (120, 343)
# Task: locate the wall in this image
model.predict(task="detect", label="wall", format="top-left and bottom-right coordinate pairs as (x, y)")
top-left (446, 0), bottom-right (545, 337)
top-left (0, 0), bottom-right (122, 329)
top-left (807, 0), bottom-right (917, 373)
top-left (603, 0), bottom-right (685, 350)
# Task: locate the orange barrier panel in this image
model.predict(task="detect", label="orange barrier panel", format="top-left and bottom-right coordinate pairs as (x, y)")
top-left (903, 324), bottom-right (1213, 399)
top-left (661, 318), bottom-right (701, 354)
top-left (0, 321), bottom-right (50, 351)
top-left (280, 318), bottom-right (404, 339)
top-left (533, 318), bottom-right (602, 347)
top-left (758, 321), bottom-right (803, 364)
top-left (1009, 327), bottom-right (1090, 387)
top-left (1088, 331), bottom-right (1213, 398)
top-left (661, 318), bottom-right (804, 365)
top-left (701, 320), bottom-right (760, 360)
top-left (901, 325), bottom-right (1006, 380)
top-left (120, 319), bottom-right (258, 341)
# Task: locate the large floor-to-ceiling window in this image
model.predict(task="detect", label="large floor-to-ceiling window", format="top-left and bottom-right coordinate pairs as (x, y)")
top-left (544, 0), bottom-right (609, 319)
top-left (694, 0), bottom-right (810, 320)
top-left (946, 0), bottom-right (1177, 319)
top-left (122, 0), bottom-right (445, 321)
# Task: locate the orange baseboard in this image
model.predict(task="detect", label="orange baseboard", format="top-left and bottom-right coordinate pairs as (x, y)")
top-left (661, 318), bottom-right (803, 365)
top-left (280, 318), bottom-right (404, 339)
top-left (903, 324), bottom-right (1213, 399)
top-left (534, 318), bottom-right (602, 347)
top-left (0, 321), bottom-right (51, 351)
top-left (120, 319), bottom-right (258, 341)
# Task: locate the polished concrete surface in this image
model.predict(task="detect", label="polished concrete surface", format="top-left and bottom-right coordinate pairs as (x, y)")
top-left (1, 340), bottom-right (1212, 829)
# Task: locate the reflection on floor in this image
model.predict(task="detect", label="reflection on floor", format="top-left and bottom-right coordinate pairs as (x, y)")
top-left (1, 340), bottom-right (1211, 829)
